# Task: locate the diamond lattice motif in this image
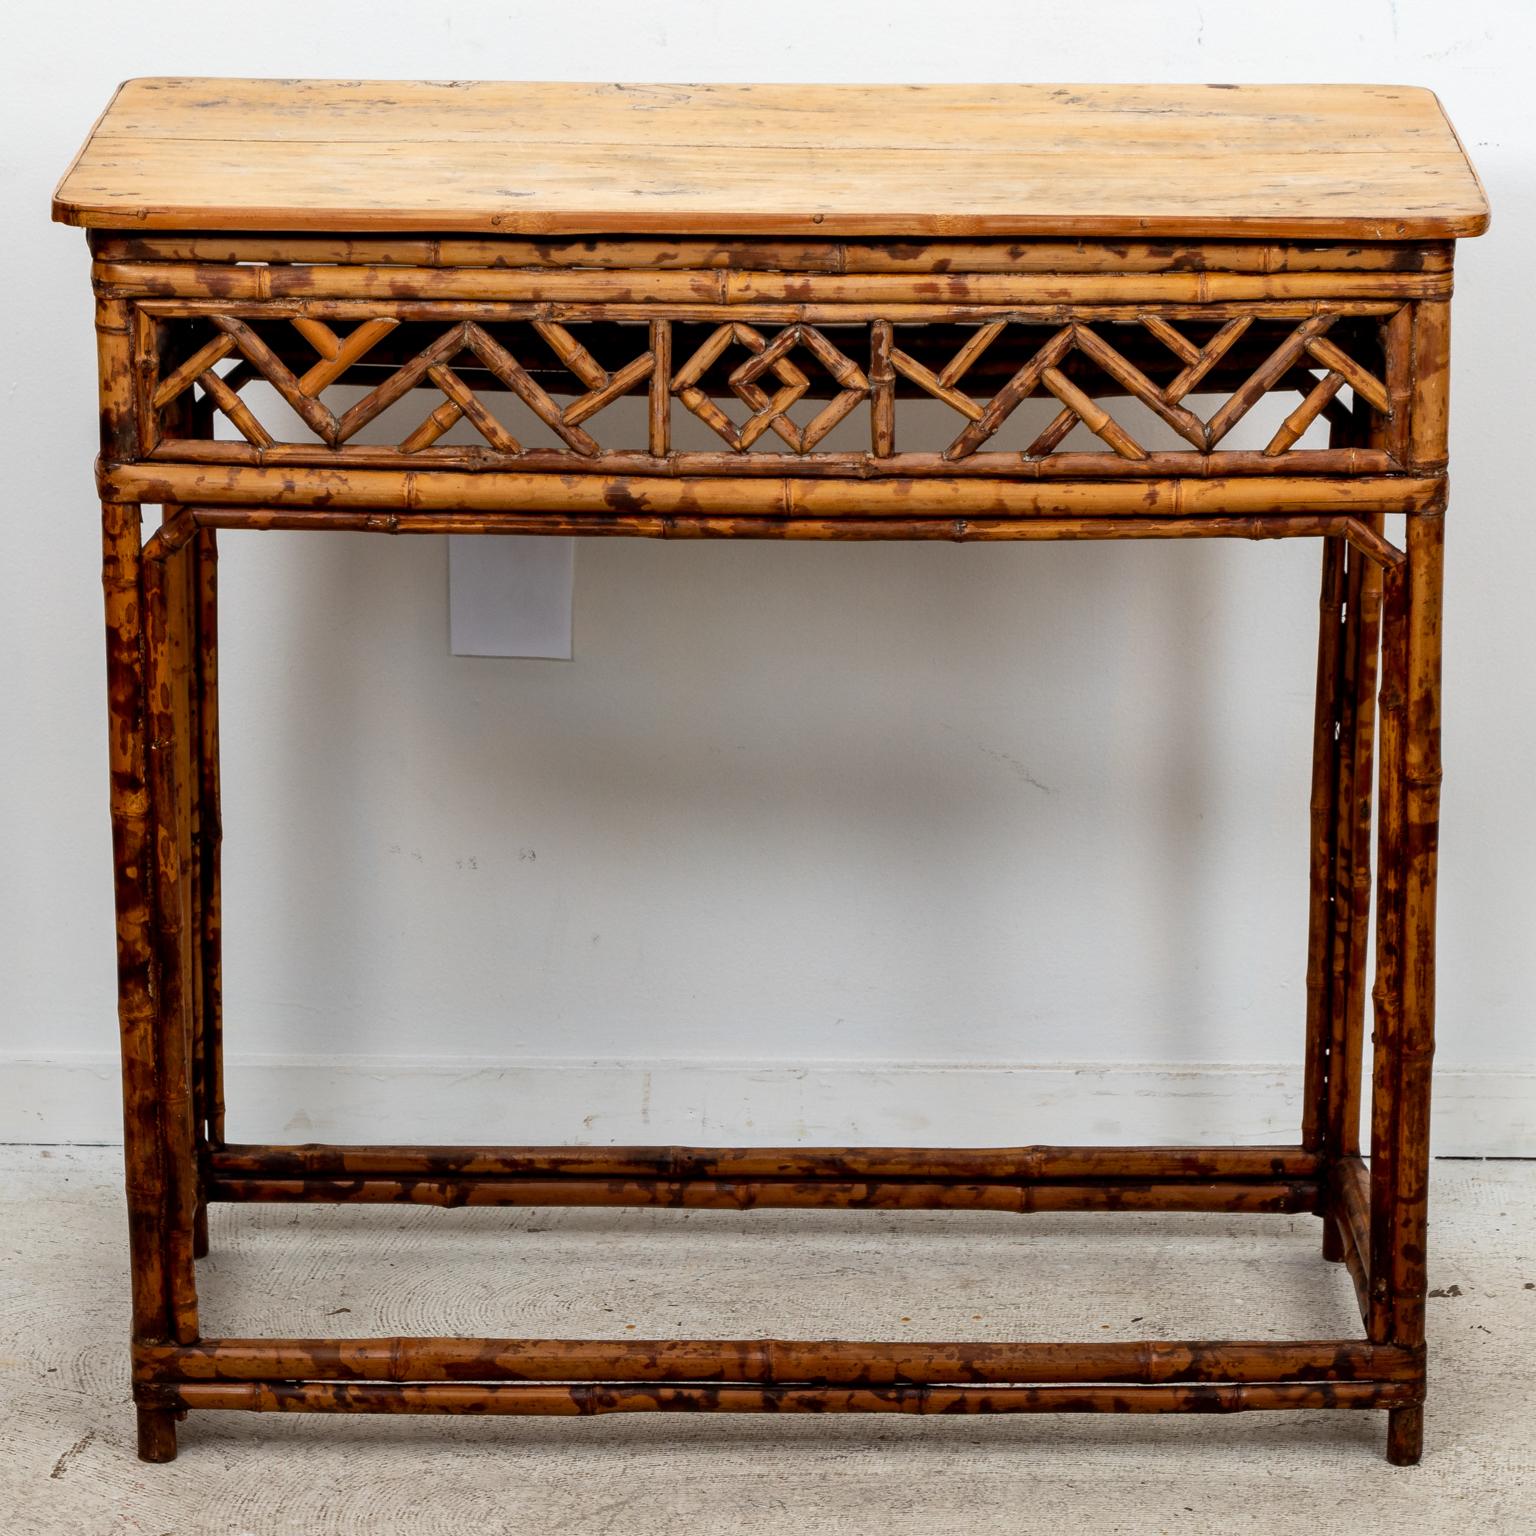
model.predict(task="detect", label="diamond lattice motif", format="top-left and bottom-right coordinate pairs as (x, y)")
top-left (671, 323), bottom-right (870, 453)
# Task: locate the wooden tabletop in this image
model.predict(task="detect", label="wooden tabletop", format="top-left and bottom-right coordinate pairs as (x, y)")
top-left (54, 78), bottom-right (1489, 240)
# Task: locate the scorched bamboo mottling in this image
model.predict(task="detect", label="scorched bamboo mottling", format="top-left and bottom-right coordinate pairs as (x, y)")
top-left (55, 77), bottom-right (1484, 1468)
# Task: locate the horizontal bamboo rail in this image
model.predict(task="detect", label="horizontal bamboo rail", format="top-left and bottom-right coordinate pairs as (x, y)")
top-left (102, 462), bottom-right (1444, 524)
top-left (150, 1380), bottom-right (1417, 1415)
top-left (162, 509), bottom-right (1408, 566)
top-left (146, 441), bottom-right (1403, 481)
top-left (203, 1176), bottom-right (1319, 1212)
top-left (132, 297), bottom-right (1412, 326)
top-left (134, 1336), bottom-right (1418, 1386)
top-left (88, 232), bottom-right (1455, 275)
top-left (206, 1142), bottom-right (1320, 1181)
top-left (1332, 1154), bottom-right (1374, 1329)
top-left (94, 261), bottom-right (1453, 306)
top-left (203, 1141), bottom-right (1324, 1212)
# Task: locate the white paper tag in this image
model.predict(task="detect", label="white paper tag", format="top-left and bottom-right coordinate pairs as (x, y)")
top-left (448, 536), bottom-right (574, 659)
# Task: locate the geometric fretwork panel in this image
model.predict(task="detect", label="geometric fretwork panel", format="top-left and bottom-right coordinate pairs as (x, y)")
top-left (147, 308), bottom-right (1398, 465)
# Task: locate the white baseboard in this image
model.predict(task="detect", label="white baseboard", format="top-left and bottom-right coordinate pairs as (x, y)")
top-left (2, 1053), bottom-right (1530, 1155)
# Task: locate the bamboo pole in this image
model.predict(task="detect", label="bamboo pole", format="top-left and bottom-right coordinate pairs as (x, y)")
top-left (134, 1336), bottom-right (1417, 1387)
top-left (1206, 315), bottom-right (1335, 446)
top-left (183, 526), bottom-right (207, 1260)
top-left (1369, 561), bottom-right (1409, 1347)
top-left (1314, 403), bottom-right (1386, 1265)
top-left (99, 462), bottom-right (1446, 522)
top-left (1302, 537), bottom-right (1345, 1158)
top-left (95, 298), bottom-right (138, 462)
top-left (103, 499), bottom-right (179, 1463)
top-left (1324, 530), bottom-right (1385, 1183)
top-left (167, 528), bottom-right (198, 1254)
top-left (946, 326), bottom-right (1074, 457)
top-left (648, 318), bottom-right (670, 457)
top-left (1382, 305), bottom-right (1414, 464)
top-left (143, 440), bottom-right (1406, 481)
top-left (155, 1380), bottom-right (1415, 1416)
top-left (1330, 517), bottom-right (1386, 1170)
top-left (890, 343), bottom-right (988, 421)
top-left (141, 537), bottom-right (200, 1345)
top-left (177, 507), bottom-right (1409, 566)
top-left (462, 322), bottom-right (600, 454)
top-left (1385, 509), bottom-right (1445, 1465)
top-left (158, 392), bottom-right (207, 1260)
top-left (209, 316), bottom-right (338, 443)
top-left (131, 297), bottom-right (1412, 326)
top-left (1266, 373), bottom-right (1346, 456)
top-left (130, 307), bottom-right (160, 458)
top-left (870, 318), bottom-right (895, 456)
top-left (1040, 365), bottom-right (1148, 458)
top-left (101, 500), bottom-right (166, 1335)
top-left (423, 361), bottom-right (519, 453)
top-left (1371, 291), bottom-right (1453, 1466)
top-left (88, 232), bottom-right (1454, 275)
top-left (1407, 301), bottom-right (1452, 472)
top-left (152, 332), bottom-right (236, 410)
top-left (93, 260), bottom-right (1454, 307)
top-left (1304, 337), bottom-right (1390, 414)
top-left (937, 319), bottom-right (1007, 389)
top-left (1070, 322), bottom-right (1207, 448)
top-left (1333, 1192), bottom-right (1371, 1330)
top-left (1332, 1154), bottom-right (1374, 1330)
top-left (194, 529), bottom-right (225, 1155)
top-left (98, 292), bottom-right (179, 1463)
top-left (206, 1142), bottom-right (1320, 1181)
top-left (203, 1175), bottom-right (1318, 1213)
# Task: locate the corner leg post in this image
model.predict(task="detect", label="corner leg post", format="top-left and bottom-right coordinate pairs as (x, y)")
top-left (135, 1404), bottom-right (178, 1463)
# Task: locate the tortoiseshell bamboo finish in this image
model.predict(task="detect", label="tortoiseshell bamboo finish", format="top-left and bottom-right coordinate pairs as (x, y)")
top-left (64, 82), bottom-right (1482, 1468)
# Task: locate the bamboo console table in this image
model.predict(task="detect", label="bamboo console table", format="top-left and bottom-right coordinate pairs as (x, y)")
top-left (54, 79), bottom-right (1488, 1464)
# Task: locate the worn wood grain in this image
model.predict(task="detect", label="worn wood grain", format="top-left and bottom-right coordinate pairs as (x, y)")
top-left (54, 80), bottom-right (1488, 238)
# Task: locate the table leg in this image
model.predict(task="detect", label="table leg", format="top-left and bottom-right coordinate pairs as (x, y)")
top-left (142, 532), bottom-right (202, 1347)
top-left (1325, 527), bottom-right (1385, 1260)
top-left (1307, 403), bottom-right (1385, 1265)
top-left (1384, 509), bottom-right (1443, 1465)
top-left (1304, 528), bottom-right (1373, 1265)
top-left (101, 499), bottom-right (180, 1461)
top-left (192, 526), bottom-right (224, 1256)
top-left (99, 295), bottom-right (190, 1459)
top-left (1303, 535), bottom-right (1345, 1184)
top-left (1375, 292), bottom-right (1450, 1465)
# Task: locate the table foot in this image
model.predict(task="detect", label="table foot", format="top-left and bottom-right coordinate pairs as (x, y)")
top-left (1321, 1214), bottom-right (1346, 1262)
top-left (136, 1405), bottom-right (177, 1462)
top-left (1387, 1404), bottom-right (1424, 1465)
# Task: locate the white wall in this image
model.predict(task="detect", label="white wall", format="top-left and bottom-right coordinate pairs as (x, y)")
top-left (3, 0), bottom-right (1532, 1152)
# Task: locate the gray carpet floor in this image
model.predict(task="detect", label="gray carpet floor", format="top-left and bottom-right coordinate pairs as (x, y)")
top-left (2, 1147), bottom-right (1532, 1534)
